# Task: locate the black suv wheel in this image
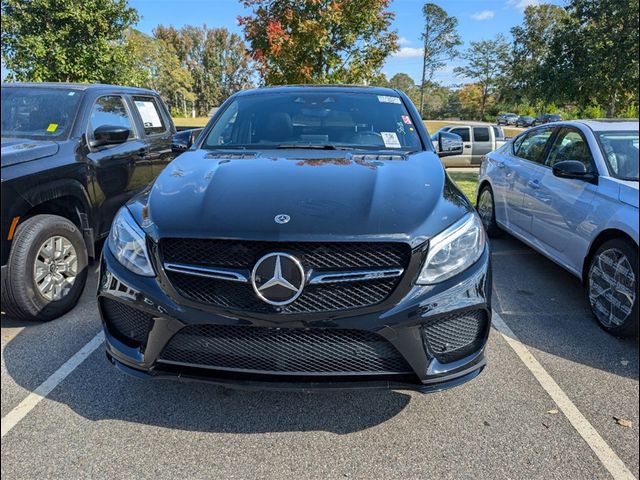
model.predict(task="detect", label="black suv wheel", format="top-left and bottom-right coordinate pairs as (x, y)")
top-left (1, 215), bottom-right (88, 321)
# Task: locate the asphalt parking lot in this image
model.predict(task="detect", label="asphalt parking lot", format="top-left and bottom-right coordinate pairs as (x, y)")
top-left (2, 235), bottom-right (638, 479)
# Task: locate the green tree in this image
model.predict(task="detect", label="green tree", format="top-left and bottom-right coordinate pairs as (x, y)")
top-left (509, 4), bottom-right (568, 104)
top-left (126, 29), bottom-right (195, 116)
top-left (1, 0), bottom-right (139, 83)
top-left (418, 4), bottom-right (461, 117)
top-left (154, 25), bottom-right (253, 115)
top-left (549, 0), bottom-right (639, 116)
top-left (238, 0), bottom-right (398, 85)
top-left (388, 72), bottom-right (420, 106)
top-left (454, 34), bottom-right (510, 120)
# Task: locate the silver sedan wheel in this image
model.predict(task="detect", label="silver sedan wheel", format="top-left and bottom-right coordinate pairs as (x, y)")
top-left (477, 189), bottom-right (494, 231)
top-left (588, 248), bottom-right (637, 327)
top-left (33, 236), bottom-right (78, 302)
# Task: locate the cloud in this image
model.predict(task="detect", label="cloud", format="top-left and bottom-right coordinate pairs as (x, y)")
top-left (506, 0), bottom-right (539, 9)
top-left (392, 47), bottom-right (424, 58)
top-left (398, 37), bottom-right (412, 46)
top-left (471, 10), bottom-right (495, 20)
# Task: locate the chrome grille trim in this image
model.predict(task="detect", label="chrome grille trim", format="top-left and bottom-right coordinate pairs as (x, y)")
top-left (308, 268), bottom-right (404, 285)
top-left (164, 263), bottom-right (249, 283)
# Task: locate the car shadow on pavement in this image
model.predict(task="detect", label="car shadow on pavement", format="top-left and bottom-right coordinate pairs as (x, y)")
top-left (3, 306), bottom-right (412, 435)
top-left (490, 235), bottom-right (639, 381)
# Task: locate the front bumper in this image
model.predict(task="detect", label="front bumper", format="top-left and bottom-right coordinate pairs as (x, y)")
top-left (98, 245), bottom-right (491, 393)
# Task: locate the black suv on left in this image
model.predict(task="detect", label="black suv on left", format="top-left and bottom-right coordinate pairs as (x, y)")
top-left (1, 83), bottom-right (177, 321)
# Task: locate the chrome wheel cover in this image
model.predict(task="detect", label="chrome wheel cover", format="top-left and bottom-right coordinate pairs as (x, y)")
top-left (33, 236), bottom-right (78, 302)
top-left (589, 248), bottom-right (636, 327)
top-left (477, 190), bottom-right (494, 230)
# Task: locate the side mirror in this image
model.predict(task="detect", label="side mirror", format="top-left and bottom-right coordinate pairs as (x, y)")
top-left (552, 160), bottom-right (597, 182)
top-left (436, 131), bottom-right (463, 158)
top-left (92, 125), bottom-right (129, 147)
top-left (172, 128), bottom-right (202, 153)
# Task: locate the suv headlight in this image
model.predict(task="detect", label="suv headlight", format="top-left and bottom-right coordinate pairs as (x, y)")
top-left (108, 207), bottom-right (154, 277)
top-left (417, 213), bottom-right (486, 284)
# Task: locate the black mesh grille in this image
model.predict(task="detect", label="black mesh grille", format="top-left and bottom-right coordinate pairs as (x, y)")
top-left (158, 324), bottom-right (412, 375)
top-left (101, 298), bottom-right (154, 345)
top-left (422, 310), bottom-right (488, 364)
top-left (166, 272), bottom-right (398, 314)
top-left (160, 239), bottom-right (411, 314)
top-left (160, 239), bottom-right (410, 270)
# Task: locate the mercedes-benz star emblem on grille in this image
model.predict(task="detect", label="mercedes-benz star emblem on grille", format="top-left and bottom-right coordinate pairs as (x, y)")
top-left (274, 214), bottom-right (290, 224)
top-left (251, 252), bottom-right (305, 306)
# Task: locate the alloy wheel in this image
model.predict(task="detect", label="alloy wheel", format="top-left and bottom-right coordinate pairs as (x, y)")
top-left (33, 235), bottom-right (79, 301)
top-left (589, 248), bottom-right (637, 327)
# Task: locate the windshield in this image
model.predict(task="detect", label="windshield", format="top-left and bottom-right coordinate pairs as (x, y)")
top-left (597, 131), bottom-right (639, 181)
top-left (203, 92), bottom-right (422, 151)
top-left (1, 87), bottom-right (82, 140)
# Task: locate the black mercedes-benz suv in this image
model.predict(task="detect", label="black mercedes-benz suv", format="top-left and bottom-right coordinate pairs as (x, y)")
top-left (98, 85), bottom-right (491, 392)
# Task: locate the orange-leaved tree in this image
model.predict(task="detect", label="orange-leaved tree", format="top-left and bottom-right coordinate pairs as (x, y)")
top-left (239, 0), bottom-right (398, 85)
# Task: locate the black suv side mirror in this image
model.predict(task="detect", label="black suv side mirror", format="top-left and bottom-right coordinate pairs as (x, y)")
top-left (92, 125), bottom-right (130, 148)
top-left (436, 131), bottom-right (464, 158)
top-left (172, 128), bottom-right (202, 153)
top-left (552, 160), bottom-right (597, 182)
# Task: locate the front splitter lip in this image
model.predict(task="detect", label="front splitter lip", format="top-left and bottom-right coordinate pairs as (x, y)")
top-left (106, 348), bottom-right (485, 394)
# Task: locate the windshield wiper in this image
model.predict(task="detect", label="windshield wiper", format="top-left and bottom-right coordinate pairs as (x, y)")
top-left (275, 144), bottom-right (354, 150)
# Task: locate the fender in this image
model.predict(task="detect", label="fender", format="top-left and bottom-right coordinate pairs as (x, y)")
top-left (19, 178), bottom-right (96, 257)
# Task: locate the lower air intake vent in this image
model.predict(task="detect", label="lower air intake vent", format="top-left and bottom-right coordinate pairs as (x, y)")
top-left (422, 310), bottom-right (488, 364)
top-left (101, 298), bottom-right (154, 345)
top-left (158, 324), bottom-right (413, 375)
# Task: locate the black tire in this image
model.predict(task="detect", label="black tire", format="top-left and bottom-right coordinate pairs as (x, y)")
top-left (587, 239), bottom-right (639, 337)
top-left (476, 185), bottom-right (501, 237)
top-left (1, 215), bottom-right (88, 321)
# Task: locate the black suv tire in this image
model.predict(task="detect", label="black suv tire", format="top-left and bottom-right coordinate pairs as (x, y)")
top-left (1, 215), bottom-right (88, 321)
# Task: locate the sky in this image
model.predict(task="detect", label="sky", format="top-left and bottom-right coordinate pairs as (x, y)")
top-left (3, 0), bottom-right (564, 85)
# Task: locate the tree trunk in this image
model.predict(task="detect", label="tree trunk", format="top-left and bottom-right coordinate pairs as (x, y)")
top-left (607, 90), bottom-right (617, 118)
top-left (419, 28), bottom-right (429, 118)
top-left (480, 84), bottom-right (488, 121)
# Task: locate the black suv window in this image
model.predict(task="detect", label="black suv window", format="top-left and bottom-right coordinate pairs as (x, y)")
top-left (546, 128), bottom-right (593, 169)
top-left (450, 127), bottom-right (470, 142)
top-left (1, 87), bottom-right (82, 140)
top-left (204, 92), bottom-right (422, 150)
top-left (89, 96), bottom-right (135, 141)
top-left (515, 127), bottom-right (554, 164)
top-left (132, 96), bottom-right (167, 135)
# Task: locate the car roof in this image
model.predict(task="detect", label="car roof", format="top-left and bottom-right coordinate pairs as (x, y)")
top-left (1, 81), bottom-right (157, 95)
top-left (571, 119), bottom-right (640, 132)
top-left (234, 84), bottom-right (403, 97)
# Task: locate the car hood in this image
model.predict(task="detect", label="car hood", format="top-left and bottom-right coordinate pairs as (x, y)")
top-left (137, 149), bottom-right (471, 243)
top-left (1, 138), bottom-right (60, 167)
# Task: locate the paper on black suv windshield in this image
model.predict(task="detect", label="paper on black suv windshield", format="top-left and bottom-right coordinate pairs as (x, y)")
top-left (134, 100), bottom-right (162, 128)
top-left (381, 132), bottom-right (401, 148)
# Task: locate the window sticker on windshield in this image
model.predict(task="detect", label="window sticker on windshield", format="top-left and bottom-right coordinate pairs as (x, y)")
top-left (46, 123), bottom-right (58, 133)
top-left (401, 115), bottom-right (412, 125)
top-left (377, 95), bottom-right (402, 104)
top-left (134, 100), bottom-right (163, 128)
top-left (381, 132), bottom-right (401, 148)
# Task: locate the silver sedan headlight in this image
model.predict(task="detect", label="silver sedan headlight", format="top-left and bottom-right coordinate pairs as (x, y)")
top-left (108, 207), bottom-right (154, 277)
top-left (417, 213), bottom-right (486, 284)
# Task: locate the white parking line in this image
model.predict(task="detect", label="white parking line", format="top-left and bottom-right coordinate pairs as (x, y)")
top-left (1, 331), bottom-right (104, 438)
top-left (492, 312), bottom-right (637, 480)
